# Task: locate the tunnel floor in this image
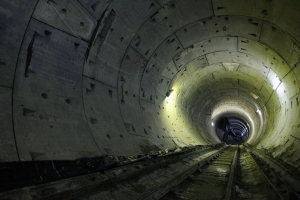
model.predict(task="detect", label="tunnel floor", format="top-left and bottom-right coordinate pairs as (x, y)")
top-left (1, 144), bottom-right (300, 200)
top-left (161, 147), bottom-right (236, 199)
top-left (161, 146), bottom-right (285, 200)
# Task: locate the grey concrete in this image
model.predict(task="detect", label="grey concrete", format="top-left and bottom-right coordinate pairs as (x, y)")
top-left (0, 0), bottom-right (300, 173)
top-left (13, 18), bottom-right (101, 161)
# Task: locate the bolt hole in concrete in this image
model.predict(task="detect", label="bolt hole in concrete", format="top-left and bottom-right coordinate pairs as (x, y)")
top-left (261, 9), bottom-right (268, 16)
top-left (65, 98), bottom-right (71, 104)
top-left (41, 93), bottom-right (48, 99)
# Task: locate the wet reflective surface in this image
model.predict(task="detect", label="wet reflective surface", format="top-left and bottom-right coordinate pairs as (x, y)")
top-left (161, 146), bottom-right (237, 200)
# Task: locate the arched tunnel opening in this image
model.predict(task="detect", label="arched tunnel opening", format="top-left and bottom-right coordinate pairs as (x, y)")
top-left (1, 0), bottom-right (300, 199)
top-left (214, 116), bottom-right (250, 144)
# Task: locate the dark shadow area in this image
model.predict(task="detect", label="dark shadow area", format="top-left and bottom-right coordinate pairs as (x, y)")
top-left (215, 116), bottom-right (250, 145)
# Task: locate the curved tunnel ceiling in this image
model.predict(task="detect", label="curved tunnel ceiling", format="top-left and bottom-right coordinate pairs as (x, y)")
top-left (1, 0), bottom-right (300, 169)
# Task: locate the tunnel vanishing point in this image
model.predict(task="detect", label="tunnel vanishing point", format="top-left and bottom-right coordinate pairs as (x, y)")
top-left (1, 0), bottom-right (300, 199)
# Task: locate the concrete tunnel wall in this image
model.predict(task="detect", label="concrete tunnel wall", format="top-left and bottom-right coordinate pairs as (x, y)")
top-left (1, 0), bottom-right (300, 169)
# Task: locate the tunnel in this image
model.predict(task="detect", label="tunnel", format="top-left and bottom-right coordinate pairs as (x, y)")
top-left (1, 0), bottom-right (300, 199)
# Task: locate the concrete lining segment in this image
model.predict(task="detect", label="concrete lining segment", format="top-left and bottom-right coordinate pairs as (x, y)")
top-left (142, 33), bottom-right (297, 148)
top-left (33, 0), bottom-right (97, 41)
top-left (13, 19), bottom-right (101, 161)
top-left (0, 0), bottom-right (299, 168)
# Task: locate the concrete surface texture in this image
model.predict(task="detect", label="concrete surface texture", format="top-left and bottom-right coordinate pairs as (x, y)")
top-left (0, 0), bottom-right (300, 170)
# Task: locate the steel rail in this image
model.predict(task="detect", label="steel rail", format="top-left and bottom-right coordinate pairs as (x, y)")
top-left (139, 146), bottom-right (228, 200)
top-left (246, 145), bottom-right (300, 199)
top-left (245, 148), bottom-right (285, 200)
top-left (0, 145), bottom-right (226, 200)
top-left (224, 145), bottom-right (239, 200)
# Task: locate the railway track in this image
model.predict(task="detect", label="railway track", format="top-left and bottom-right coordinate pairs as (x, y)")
top-left (160, 145), bottom-right (291, 200)
top-left (1, 144), bottom-right (299, 200)
top-left (235, 146), bottom-right (283, 200)
top-left (160, 146), bottom-right (238, 200)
